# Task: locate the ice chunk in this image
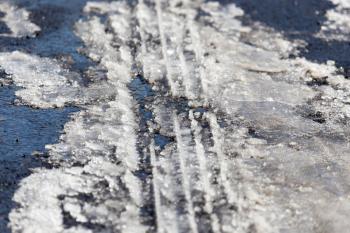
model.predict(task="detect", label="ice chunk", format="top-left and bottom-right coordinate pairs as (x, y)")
top-left (0, 2), bottom-right (40, 38)
top-left (0, 51), bottom-right (114, 108)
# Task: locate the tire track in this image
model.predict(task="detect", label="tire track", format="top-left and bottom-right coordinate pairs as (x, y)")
top-left (134, 1), bottom-right (244, 232)
top-left (173, 113), bottom-right (199, 233)
top-left (155, 0), bottom-right (180, 96)
top-left (5, 0), bottom-right (254, 232)
top-left (9, 0), bottom-right (343, 232)
top-left (149, 141), bottom-right (170, 233)
top-left (189, 111), bottom-right (221, 233)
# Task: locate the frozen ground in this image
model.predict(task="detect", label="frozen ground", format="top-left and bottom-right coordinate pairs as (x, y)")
top-left (1, 0), bottom-right (350, 232)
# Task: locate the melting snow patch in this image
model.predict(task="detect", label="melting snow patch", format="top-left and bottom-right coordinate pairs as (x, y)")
top-left (0, 52), bottom-right (79, 108)
top-left (0, 2), bottom-right (40, 38)
top-left (9, 2), bottom-right (145, 233)
top-left (0, 51), bottom-right (114, 108)
top-left (6, 0), bottom-right (350, 232)
top-left (316, 0), bottom-right (350, 41)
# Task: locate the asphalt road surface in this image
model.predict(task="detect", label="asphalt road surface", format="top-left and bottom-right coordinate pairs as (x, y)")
top-left (1, 0), bottom-right (350, 233)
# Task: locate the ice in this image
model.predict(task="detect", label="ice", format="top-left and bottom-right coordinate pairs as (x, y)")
top-left (0, 51), bottom-right (116, 108)
top-left (10, 158), bottom-right (145, 233)
top-left (316, 0), bottom-right (350, 41)
top-left (164, 1), bottom-right (350, 232)
top-left (9, 2), bottom-right (145, 233)
top-left (0, 2), bottom-right (40, 38)
top-left (0, 52), bottom-right (80, 108)
top-left (5, 0), bottom-right (350, 232)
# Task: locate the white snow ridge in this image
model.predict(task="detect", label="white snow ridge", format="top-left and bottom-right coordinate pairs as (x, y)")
top-left (2, 0), bottom-right (350, 233)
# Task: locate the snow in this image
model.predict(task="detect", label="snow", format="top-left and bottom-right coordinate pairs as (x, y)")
top-left (3, 0), bottom-right (350, 233)
top-left (0, 52), bottom-right (80, 108)
top-left (0, 51), bottom-right (116, 108)
top-left (317, 0), bottom-right (350, 41)
top-left (9, 2), bottom-right (145, 233)
top-left (0, 2), bottom-right (40, 38)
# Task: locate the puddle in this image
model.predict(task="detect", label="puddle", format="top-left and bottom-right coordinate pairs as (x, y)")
top-left (0, 85), bottom-right (77, 232)
top-left (128, 75), bottom-right (154, 101)
top-left (0, 1), bottom-right (89, 231)
top-left (0, 86), bottom-right (77, 161)
top-left (154, 133), bottom-right (173, 150)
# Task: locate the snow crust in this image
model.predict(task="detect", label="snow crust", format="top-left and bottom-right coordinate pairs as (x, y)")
top-left (317, 0), bottom-right (350, 41)
top-left (5, 0), bottom-right (350, 233)
top-left (0, 52), bottom-right (117, 108)
top-left (9, 2), bottom-right (145, 233)
top-left (0, 2), bottom-right (40, 38)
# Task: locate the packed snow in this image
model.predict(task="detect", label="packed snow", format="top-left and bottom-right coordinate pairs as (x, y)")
top-left (0, 2), bottom-right (40, 38)
top-left (317, 0), bottom-right (350, 41)
top-left (0, 0), bottom-right (350, 233)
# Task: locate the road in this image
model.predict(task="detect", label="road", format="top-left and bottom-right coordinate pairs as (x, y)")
top-left (1, 0), bottom-right (350, 232)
